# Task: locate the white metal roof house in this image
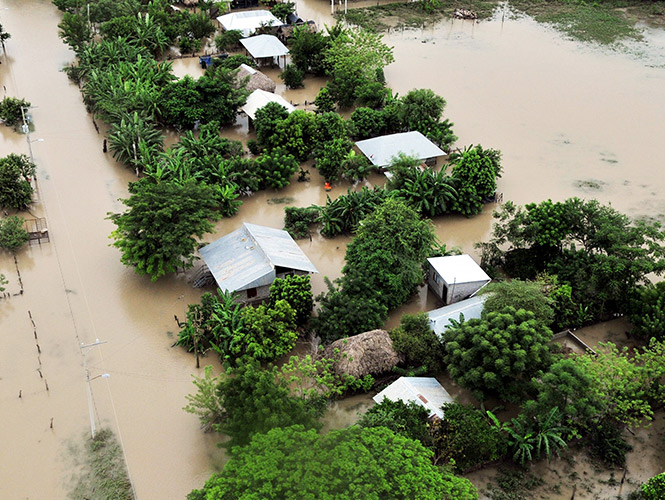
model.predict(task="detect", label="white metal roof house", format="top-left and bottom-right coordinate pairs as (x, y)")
top-left (355, 131), bottom-right (446, 168)
top-left (373, 377), bottom-right (454, 419)
top-left (216, 10), bottom-right (282, 37)
top-left (240, 34), bottom-right (289, 67)
top-left (241, 89), bottom-right (295, 122)
top-left (427, 254), bottom-right (491, 305)
top-left (428, 294), bottom-right (487, 336)
top-left (197, 223), bottom-right (318, 302)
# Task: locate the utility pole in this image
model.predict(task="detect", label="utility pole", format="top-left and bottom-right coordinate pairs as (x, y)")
top-left (80, 339), bottom-right (109, 438)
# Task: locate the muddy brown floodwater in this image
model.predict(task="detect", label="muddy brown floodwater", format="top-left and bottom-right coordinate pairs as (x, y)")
top-left (1, 0), bottom-right (665, 498)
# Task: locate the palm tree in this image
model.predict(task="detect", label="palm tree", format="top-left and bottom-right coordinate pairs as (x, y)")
top-left (107, 112), bottom-right (164, 172)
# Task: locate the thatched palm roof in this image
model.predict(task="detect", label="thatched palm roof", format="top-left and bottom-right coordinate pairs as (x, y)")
top-left (237, 64), bottom-right (276, 93)
top-left (325, 329), bottom-right (402, 378)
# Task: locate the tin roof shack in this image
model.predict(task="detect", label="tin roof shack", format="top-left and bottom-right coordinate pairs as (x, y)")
top-left (241, 89), bottom-right (295, 125)
top-left (427, 254), bottom-right (491, 306)
top-left (373, 377), bottom-right (454, 420)
top-left (197, 223), bottom-right (318, 303)
top-left (216, 10), bottom-right (282, 37)
top-left (240, 34), bottom-right (289, 68)
top-left (428, 295), bottom-right (487, 336)
top-left (355, 131), bottom-right (446, 169)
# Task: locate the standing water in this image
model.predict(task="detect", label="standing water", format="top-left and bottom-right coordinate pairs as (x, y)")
top-left (1, 0), bottom-right (665, 498)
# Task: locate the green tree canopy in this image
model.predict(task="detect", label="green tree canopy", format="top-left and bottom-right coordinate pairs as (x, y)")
top-left (477, 198), bottom-right (665, 322)
top-left (443, 307), bottom-right (553, 401)
top-left (358, 398), bottom-right (431, 445)
top-left (628, 281), bottom-right (665, 341)
top-left (268, 274), bottom-right (314, 326)
top-left (314, 199), bottom-right (438, 341)
top-left (188, 425), bottom-right (452, 500)
top-left (108, 179), bottom-right (219, 281)
top-left (0, 153), bottom-right (36, 210)
top-left (324, 27), bottom-right (394, 107)
top-left (389, 312), bottom-right (444, 373)
top-left (0, 216), bottom-right (29, 251)
top-left (479, 279), bottom-right (555, 326)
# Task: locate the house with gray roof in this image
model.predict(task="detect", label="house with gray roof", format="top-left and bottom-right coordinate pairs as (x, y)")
top-left (355, 131), bottom-right (446, 169)
top-left (196, 223), bottom-right (318, 302)
top-left (427, 294), bottom-right (487, 337)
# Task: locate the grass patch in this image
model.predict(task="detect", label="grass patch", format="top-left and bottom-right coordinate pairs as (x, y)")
top-left (69, 428), bottom-right (134, 500)
top-left (337, 0), bottom-right (499, 32)
top-left (340, 0), bottom-right (652, 45)
top-left (485, 468), bottom-right (545, 500)
top-left (511, 0), bottom-right (643, 44)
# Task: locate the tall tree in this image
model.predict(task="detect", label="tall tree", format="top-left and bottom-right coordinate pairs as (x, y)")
top-left (442, 306), bottom-right (553, 401)
top-left (108, 180), bottom-right (219, 281)
top-left (188, 425), bottom-right (453, 500)
top-left (0, 154), bottom-right (36, 210)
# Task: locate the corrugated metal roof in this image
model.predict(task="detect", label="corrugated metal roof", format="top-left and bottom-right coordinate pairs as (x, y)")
top-left (428, 254), bottom-right (491, 285)
top-left (198, 223), bottom-right (317, 292)
top-left (428, 295), bottom-right (487, 336)
top-left (355, 131), bottom-right (446, 167)
top-left (372, 377), bottom-right (453, 419)
top-left (240, 34), bottom-right (289, 59)
top-left (241, 89), bottom-right (295, 120)
top-left (217, 10), bottom-right (281, 37)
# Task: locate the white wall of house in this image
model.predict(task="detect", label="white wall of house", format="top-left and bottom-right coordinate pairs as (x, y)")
top-left (427, 263), bottom-right (489, 305)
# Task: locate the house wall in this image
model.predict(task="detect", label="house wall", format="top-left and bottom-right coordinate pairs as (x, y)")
top-left (239, 269), bottom-right (309, 304)
top-left (427, 263), bottom-right (445, 301)
top-left (443, 280), bottom-right (488, 305)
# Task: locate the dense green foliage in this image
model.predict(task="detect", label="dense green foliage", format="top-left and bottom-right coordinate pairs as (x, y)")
top-left (443, 307), bottom-right (553, 401)
top-left (108, 112), bottom-right (164, 171)
top-left (477, 198), bottom-right (665, 323)
top-left (387, 155), bottom-right (458, 217)
top-left (431, 403), bottom-right (507, 472)
top-left (108, 180), bottom-right (219, 280)
top-left (315, 137), bottom-right (352, 182)
top-left (628, 281), bottom-right (665, 341)
top-left (159, 72), bottom-right (249, 130)
top-left (184, 362), bottom-right (324, 448)
top-left (268, 274), bottom-right (314, 326)
top-left (358, 398), bottom-right (431, 445)
top-left (188, 425), bottom-right (451, 500)
top-left (0, 216), bottom-right (29, 251)
top-left (289, 27), bottom-right (330, 75)
top-left (0, 153), bottom-right (36, 209)
top-left (177, 291), bottom-right (298, 366)
top-left (314, 199), bottom-right (438, 341)
top-left (0, 97), bottom-right (30, 127)
top-left (319, 187), bottom-right (388, 237)
top-left (255, 147), bottom-right (298, 189)
top-left (449, 145), bottom-right (502, 216)
top-left (279, 64), bottom-right (305, 89)
top-left (642, 472), bottom-right (665, 500)
top-left (390, 313), bottom-right (443, 373)
top-left (283, 205), bottom-right (321, 239)
top-left (324, 27), bottom-right (394, 107)
top-left (479, 279), bottom-right (555, 326)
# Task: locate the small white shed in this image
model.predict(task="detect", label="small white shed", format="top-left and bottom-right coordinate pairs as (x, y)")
top-left (427, 254), bottom-right (490, 305)
top-left (216, 10), bottom-right (282, 37)
top-left (373, 377), bottom-right (453, 419)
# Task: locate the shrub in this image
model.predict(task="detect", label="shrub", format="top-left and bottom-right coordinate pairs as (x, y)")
top-left (0, 97), bottom-right (30, 127)
top-left (390, 313), bottom-right (443, 373)
top-left (358, 399), bottom-right (431, 445)
top-left (268, 274), bottom-right (314, 326)
top-left (642, 473), bottom-right (665, 500)
top-left (0, 153), bottom-right (36, 209)
top-left (284, 205), bottom-right (320, 239)
top-left (280, 64), bottom-right (305, 89)
top-left (431, 402), bottom-right (507, 472)
top-left (588, 422), bottom-right (632, 467)
top-left (0, 216), bottom-right (29, 251)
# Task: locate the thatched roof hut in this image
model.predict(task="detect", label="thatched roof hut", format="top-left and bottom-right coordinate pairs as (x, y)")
top-left (325, 329), bottom-right (402, 378)
top-left (237, 63), bottom-right (276, 93)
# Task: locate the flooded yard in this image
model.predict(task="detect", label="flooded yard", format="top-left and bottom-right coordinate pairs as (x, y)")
top-left (1, 0), bottom-right (664, 498)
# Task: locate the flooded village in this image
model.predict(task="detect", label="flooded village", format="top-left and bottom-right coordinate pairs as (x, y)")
top-left (1, 0), bottom-right (665, 498)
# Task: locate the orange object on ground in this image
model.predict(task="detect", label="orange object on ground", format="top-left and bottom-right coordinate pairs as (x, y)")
top-left (324, 182), bottom-right (332, 191)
